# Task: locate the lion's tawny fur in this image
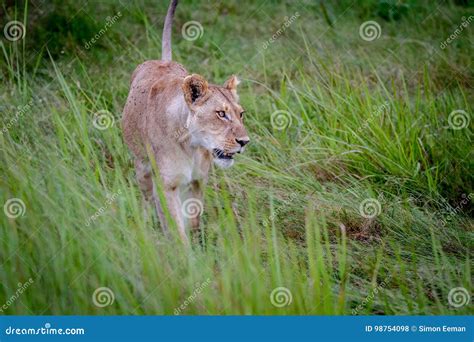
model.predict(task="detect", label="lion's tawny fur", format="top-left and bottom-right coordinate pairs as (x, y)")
top-left (122, 59), bottom-right (249, 244)
top-left (122, 0), bottom-right (249, 244)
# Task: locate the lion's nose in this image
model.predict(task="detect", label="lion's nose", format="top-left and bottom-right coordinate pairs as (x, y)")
top-left (236, 137), bottom-right (250, 147)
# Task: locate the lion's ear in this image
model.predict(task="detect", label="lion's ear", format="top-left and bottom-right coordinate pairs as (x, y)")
top-left (224, 75), bottom-right (240, 90)
top-left (224, 75), bottom-right (240, 99)
top-left (182, 74), bottom-right (208, 105)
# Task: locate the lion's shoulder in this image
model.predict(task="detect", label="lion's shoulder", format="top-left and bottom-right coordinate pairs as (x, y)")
top-left (130, 60), bottom-right (188, 86)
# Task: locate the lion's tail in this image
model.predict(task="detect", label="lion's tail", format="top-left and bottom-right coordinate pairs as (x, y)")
top-left (162, 0), bottom-right (179, 61)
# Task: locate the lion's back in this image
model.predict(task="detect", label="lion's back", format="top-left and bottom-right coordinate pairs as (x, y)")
top-left (122, 60), bottom-right (188, 159)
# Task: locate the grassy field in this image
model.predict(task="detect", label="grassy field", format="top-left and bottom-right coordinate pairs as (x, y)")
top-left (0, 0), bottom-right (472, 315)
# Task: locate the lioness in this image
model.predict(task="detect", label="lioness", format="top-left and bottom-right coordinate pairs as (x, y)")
top-left (122, 0), bottom-right (249, 244)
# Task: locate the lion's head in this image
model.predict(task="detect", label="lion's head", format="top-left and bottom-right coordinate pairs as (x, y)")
top-left (182, 74), bottom-right (249, 168)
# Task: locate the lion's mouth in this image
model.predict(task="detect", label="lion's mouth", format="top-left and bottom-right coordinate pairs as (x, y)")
top-left (213, 148), bottom-right (235, 160)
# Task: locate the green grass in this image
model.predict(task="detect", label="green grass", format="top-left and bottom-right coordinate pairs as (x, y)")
top-left (0, 0), bottom-right (472, 315)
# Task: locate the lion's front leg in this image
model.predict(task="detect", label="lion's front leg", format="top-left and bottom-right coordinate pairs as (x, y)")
top-left (189, 180), bottom-right (204, 233)
top-left (180, 179), bottom-right (205, 244)
top-left (152, 183), bottom-right (189, 246)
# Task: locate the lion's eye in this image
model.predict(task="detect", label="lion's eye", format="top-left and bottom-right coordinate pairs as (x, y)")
top-left (216, 110), bottom-right (227, 119)
top-left (240, 111), bottom-right (245, 118)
